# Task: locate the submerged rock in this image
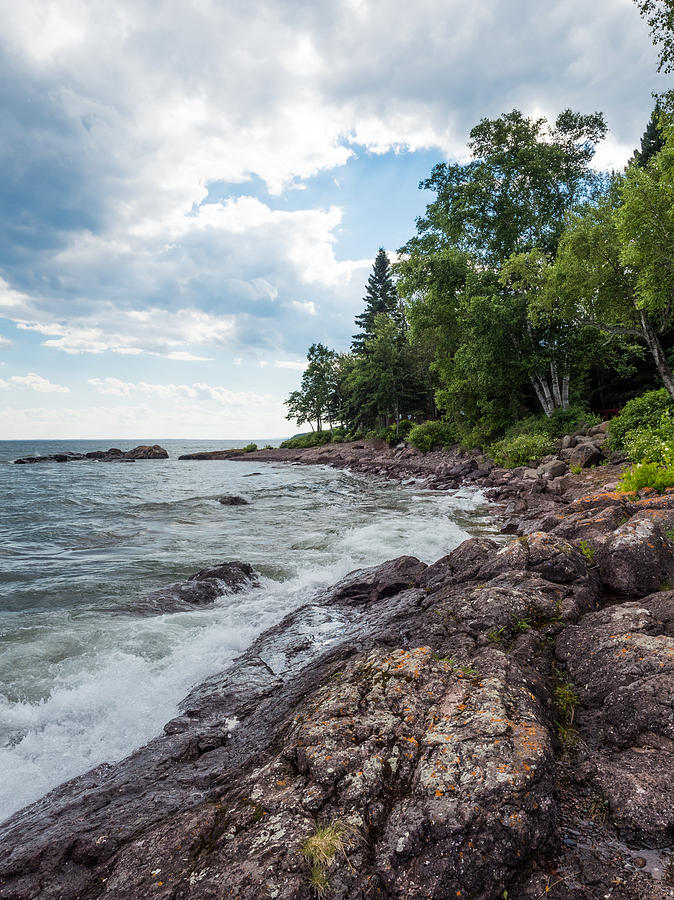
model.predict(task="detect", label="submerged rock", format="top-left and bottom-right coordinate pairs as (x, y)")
top-left (217, 494), bottom-right (249, 505)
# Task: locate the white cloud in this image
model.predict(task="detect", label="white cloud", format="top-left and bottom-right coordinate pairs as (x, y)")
top-left (2, 373), bottom-right (70, 393)
top-left (274, 360), bottom-right (306, 371)
top-left (289, 300), bottom-right (318, 316)
top-left (0, 335), bottom-right (11, 347)
top-left (88, 377), bottom-right (272, 406)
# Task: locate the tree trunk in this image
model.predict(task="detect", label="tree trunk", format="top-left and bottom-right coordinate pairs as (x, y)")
top-left (530, 374), bottom-right (553, 416)
top-left (639, 309), bottom-right (674, 399)
top-left (562, 372), bottom-right (570, 410)
top-left (550, 361), bottom-right (563, 409)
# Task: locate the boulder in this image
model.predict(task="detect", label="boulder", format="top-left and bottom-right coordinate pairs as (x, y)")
top-left (537, 458), bottom-right (567, 479)
top-left (569, 442), bottom-right (605, 469)
top-left (217, 495), bottom-right (249, 506)
top-left (123, 444), bottom-right (168, 459)
top-left (596, 516), bottom-right (674, 596)
top-left (133, 561), bottom-right (258, 613)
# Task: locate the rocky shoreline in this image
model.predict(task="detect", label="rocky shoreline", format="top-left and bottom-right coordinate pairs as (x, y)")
top-left (0, 436), bottom-right (672, 899)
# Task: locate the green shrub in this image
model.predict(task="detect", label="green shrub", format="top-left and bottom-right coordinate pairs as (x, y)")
top-left (618, 461), bottom-right (674, 494)
top-left (280, 430), bottom-right (333, 449)
top-left (607, 389), bottom-right (674, 452)
top-left (488, 432), bottom-right (555, 468)
top-left (407, 420), bottom-right (456, 453)
top-left (396, 419), bottom-right (415, 439)
top-left (504, 406), bottom-right (600, 441)
top-left (242, 443), bottom-right (258, 452)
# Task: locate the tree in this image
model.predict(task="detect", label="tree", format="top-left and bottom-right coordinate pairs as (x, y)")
top-left (631, 105), bottom-right (665, 166)
top-left (395, 108), bottom-right (608, 435)
top-left (634, 0), bottom-right (674, 73)
top-left (284, 343), bottom-right (338, 431)
top-left (352, 248), bottom-right (401, 354)
top-left (545, 188), bottom-right (674, 398)
top-left (405, 109), bottom-right (607, 267)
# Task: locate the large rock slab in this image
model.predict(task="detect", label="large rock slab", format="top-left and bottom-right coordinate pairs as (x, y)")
top-left (556, 594), bottom-right (674, 847)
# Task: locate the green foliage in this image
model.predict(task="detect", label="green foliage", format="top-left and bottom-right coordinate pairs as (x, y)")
top-left (242, 443), bottom-right (257, 453)
top-left (570, 464), bottom-right (582, 474)
top-left (280, 431), bottom-right (333, 449)
top-left (617, 461), bottom-right (674, 493)
top-left (488, 433), bottom-right (555, 468)
top-left (407, 420), bottom-right (456, 452)
top-left (607, 389), bottom-right (674, 451)
top-left (263, 444), bottom-right (274, 450)
top-left (634, 0), bottom-right (674, 74)
top-left (352, 248), bottom-right (401, 354)
top-left (622, 411), bottom-right (674, 465)
top-left (511, 615), bottom-right (532, 633)
top-left (578, 540), bottom-right (596, 562)
top-left (554, 681), bottom-right (579, 725)
top-left (285, 343), bottom-right (339, 433)
top-left (487, 626), bottom-right (506, 643)
top-left (504, 406), bottom-right (599, 440)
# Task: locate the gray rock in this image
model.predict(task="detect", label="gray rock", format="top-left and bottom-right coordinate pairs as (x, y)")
top-left (596, 516), bottom-right (674, 597)
top-left (538, 459), bottom-right (567, 479)
top-left (569, 442), bottom-right (605, 469)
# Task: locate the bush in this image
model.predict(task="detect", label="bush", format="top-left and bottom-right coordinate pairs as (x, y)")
top-left (488, 432), bottom-right (555, 468)
top-left (505, 406), bottom-right (600, 441)
top-left (618, 461), bottom-right (674, 494)
top-left (607, 389), bottom-right (674, 452)
top-left (397, 419), bottom-right (415, 439)
top-left (242, 443), bottom-right (258, 452)
top-left (407, 420), bottom-right (456, 453)
top-left (280, 430), bottom-right (333, 449)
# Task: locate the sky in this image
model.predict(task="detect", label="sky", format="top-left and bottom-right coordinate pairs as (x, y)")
top-left (0, 0), bottom-right (669, 439)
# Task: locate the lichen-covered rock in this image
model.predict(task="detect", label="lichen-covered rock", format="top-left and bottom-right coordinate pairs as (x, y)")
top-left (34, 647), bottom-right (555, 900)
top-left (556, 594), bottom-right (674, 847)
top-left (596, 516), bottom-right (674, 597)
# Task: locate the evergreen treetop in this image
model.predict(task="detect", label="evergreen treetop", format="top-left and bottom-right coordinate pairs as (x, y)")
top-left (351, 248), bottom-right (400, 354)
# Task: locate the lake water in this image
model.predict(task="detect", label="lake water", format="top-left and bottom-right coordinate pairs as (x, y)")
top-left (0, 439), bottom-right (495, 821)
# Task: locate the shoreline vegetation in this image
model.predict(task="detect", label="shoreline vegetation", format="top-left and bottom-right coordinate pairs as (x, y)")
top-left (1, 436), bottom-right (673, 897)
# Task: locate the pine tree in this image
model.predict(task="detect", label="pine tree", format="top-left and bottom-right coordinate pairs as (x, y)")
top-left (351, 248), bottom-right (401, 354)
top-left (632, 105), bottom-right (664, 167)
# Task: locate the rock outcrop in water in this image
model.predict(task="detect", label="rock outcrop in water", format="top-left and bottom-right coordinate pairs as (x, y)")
top-left (1, 480), bottom-right (672, 899)
top-left (132, 561), bottom-right (259, 614)
top-left (13, 444), bottom-right (169, 464)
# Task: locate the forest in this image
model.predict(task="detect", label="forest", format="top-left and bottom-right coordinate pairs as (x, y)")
top-left (284, 0), bottom-right (674, 489)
